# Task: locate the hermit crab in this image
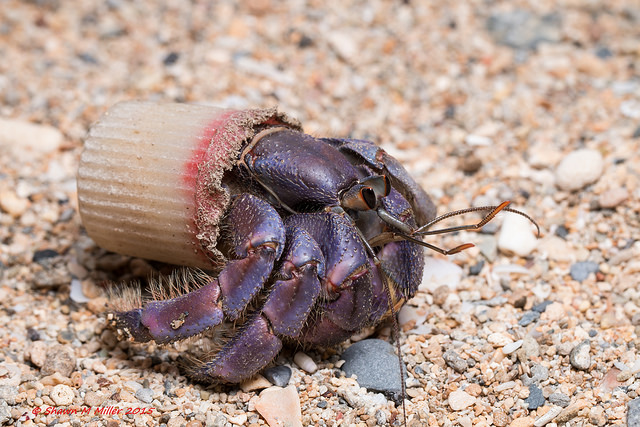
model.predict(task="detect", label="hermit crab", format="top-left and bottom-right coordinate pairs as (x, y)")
top-left (77, 102), bottom-right (536, 384)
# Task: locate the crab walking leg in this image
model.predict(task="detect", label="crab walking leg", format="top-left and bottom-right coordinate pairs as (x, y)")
top-left (189, 225), bottom-right (325, 382)
top-left (110, 194), bottom-right (285, 344)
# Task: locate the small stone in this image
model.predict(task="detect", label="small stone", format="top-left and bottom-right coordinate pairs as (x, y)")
top-left (92, 360), bottom-right (107, 373)
top-left (510, 417), bottom-right (535, 427)
top-left (32, 249), bottom-right (60, 263)
top-left (548, 392), bottom-right (571, 407)
top-left (341, 339), bottom-right (406, 397)
top-left (0, 386), bottom-right (18, 405)
top-left (503, 340), bottom-right (523, 355)
top-left (532, 300), bottom-right (553, 313)
top-left (0, 190), bottom-right (29, 217)
top-left (41, 345), bottom-right (76, 377)
top-left (263, 365), bottom-right (292, 387)
top-left (522, 364), bottom-right (549, 386)
top-left (570, 261), bottom-right (599, 282)
top-left (469, 260), bottom-right (485, 275)
top-left (555, 149), bottom-right (604, 191)
top-left (227, 413), bottom-right (248, 426)
top-left (556, 400), bottom-right (588, 423)
top-left (240, 374), bottom-right (271, 392)
top-left (293, 352), bottom-right (317, 374)
top-left (57, 329), bottom-right (75, 344)
top-left (84, 391), bottom-right (107, 407)
top-left (420, 257), bottom-right (463, 292)
top-left (255, 385), bottom-right (302, 427)
top-left (627, 398), bottom-right (640, 426)
top-left (599, 187), bottom-right (629, 209)
top-left (521, 335), bottom-right (540, 358)
top-left (0, 118), bottom-right (63, 160)
top-left (519, 311), bottom-right (540, 327)
top-left (459, 153), bottom-right (483, 174)
top-left (488, 332), bottom-right (514, 347)
top-left (448, 389), bottom-right (476, 411)
top-left (432, 285), bottom-right (451, 306)
top-left (487, 10), bottom-right (561, 50)
top-left (443, 350), bottom-right (467, 373)
top-left (493, 408), bottom-right (509, 426)
top-left (0, 363), bottom-right (21, 387)
top-left (570, 340), bottom-right (591, 370)
top-left (525, 384), bottom-right (545, 410)
top-left (50, 384), bottom-right (74, 405)
top-left (534, 406), bottom-right (562, 426)
top-left (498, 213), bottom-right (538, 257)
top-left (135, 388), bottom-right (154, 403)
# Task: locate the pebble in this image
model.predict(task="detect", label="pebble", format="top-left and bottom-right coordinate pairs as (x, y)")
top-left (569, 340), bottom-right (591, 370)
top-left (525, 384), bottom-right (545, 410)
top-left (493, 408), bottom-right (509, 426)
top-left (84, 391), bottom-right (107, 407)
top-left (255, 385), bottom-right (302, 427)
top-left (443, 349), bottom-right (468, 373)
top-left (0, 118), bottom-right (63, 160)
top-left (628, 398), bottom-right (640, 427)
top-left (599, 187), bottom-right (628, 209)
top-left (419, 257), bottom-right (463, 292)
top-left (488, 332), bottom-right (514, 347)
top-left (50, 384), bottom-right (74, 405)
top-left (519, 311), bottom-right (540, 327)
top-left (341, 339), bottom-right (405, 397)
top-left (556, 400), bottom-right (588, 423)
top-left (570, 261), bottom-right (599, 282)
top-left (135, 387), bottom-right (154, 403)
top-left (0, 363), bottom-right (22, 387)
top-left (534, 406), bottom-right (562, 426)
top-left (487, 9), bottom-right (561, 49)
top-left (510, 417), bottom-right (534, 427)
top-left (448, 389), bottom-right (476, 411)
top-left (498, 213), bottom-right (538, 257)
top-left (502, 340), bottom-right (523, 355)
top-left (240, 374), bottom-right (271, 392)
top-left (41, 345), bottom-right (76, 377)
top-left (0, 191), bottom-right (29, 217)
top-left (227, 413), bottom-right (248, 426)
top-left (293, 352), bottom-right (317, 374)
top-left (262, 365), bottom-right (292, 387)
top-left (523, 364), bottom-right (549, 386)
top-left (555, 149), bottom-right (604, 191)
top-left (0, 386), bottom-right (18, 405)
top-left (548, 392), bottom-right (571, 408)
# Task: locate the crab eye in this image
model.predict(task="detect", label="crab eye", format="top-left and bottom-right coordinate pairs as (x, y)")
top-left (360, 175), bottom-right (390, 198)
top-left (360, 187), bottom-right (377, 210)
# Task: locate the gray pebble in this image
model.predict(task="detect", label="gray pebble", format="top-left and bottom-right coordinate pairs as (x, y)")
top-left (532, 300), bottom-right (553, 313)
top-left (41, 345), bottom-right (76, 377)
top-left (0, 401), bottom-right (9, 426)
top-left (549, 392), bottom-right (571, 407)
top-left (570, 340), bottom-right (591, 371)
top-left (628, 398), bottom-right (640, 427)
top-left (486, 10), bottom-right (561, 50)
top-left (135, 387), bottom-right (154, 404)
top-left (317, 400), bottom-right (327, 409)
top-left (375, 409), bottom-right (387, 425)
top-left (519, 311), bottom-right (540, 327)
top-left (525, 384), bottom-right (545, 410)
top-left (443, 350), bottom-right (467, 373)
top-left (341, 339), bottom-right (406, 400)
top-left (523, 364), bottom-right (549, 386)
top-left (263, 365), bottom-right (292, 387)
top-left (570, 261), bottom-right (599, 282)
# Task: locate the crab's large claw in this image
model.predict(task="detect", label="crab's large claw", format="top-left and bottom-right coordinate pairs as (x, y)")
top-left (110, 194), bottom-right (285, 344)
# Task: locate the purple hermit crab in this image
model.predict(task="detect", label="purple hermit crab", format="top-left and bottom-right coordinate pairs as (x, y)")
top-left (77, 102), bottom-right (531, 384)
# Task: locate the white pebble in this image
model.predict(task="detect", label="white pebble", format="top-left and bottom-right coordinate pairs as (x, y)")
top-left (448, 389), bottom-right (476, 411)
top-left (599, 187), bottom-right (628, 209)
top-left (419, 257), bottom-right (463, 292)
top-left (502, 339), bottom-right (523, 355)
top-left (294, 352), bottom-right (317, 374)
top-left (0, 191), bottom-right (29, 217)
top-left (534, 405), bottom-right (563, 426)
top-left (50, 384), bottom-right (74, 406)
top-left (0, 118), bottom-right (63, 161)
top-left (498, 213), bottom-right (538, 257)
top-left (555, 149), bottom-right (604, 191)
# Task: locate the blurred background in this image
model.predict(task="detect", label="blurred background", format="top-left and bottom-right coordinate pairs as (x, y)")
top-left (1, 0), bottom-right (640, 425)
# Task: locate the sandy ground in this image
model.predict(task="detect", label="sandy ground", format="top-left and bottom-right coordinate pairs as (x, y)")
top-left (1, 0), bottom-right (640, 426)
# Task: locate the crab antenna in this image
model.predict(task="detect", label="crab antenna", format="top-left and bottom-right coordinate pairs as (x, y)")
top-left (415, 201), bottom-right (541, 237)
